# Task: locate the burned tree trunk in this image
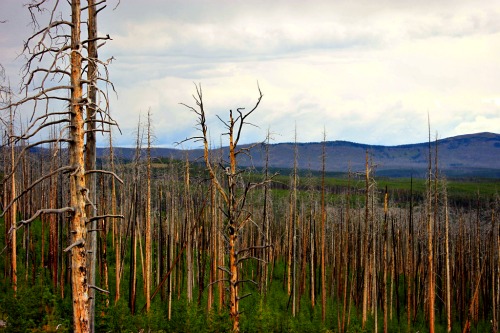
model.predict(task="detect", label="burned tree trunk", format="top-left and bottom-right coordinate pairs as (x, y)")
top-left (68, 2), bottom-right (90, 331)
top-left (181, 83), bottom-right (265, 332)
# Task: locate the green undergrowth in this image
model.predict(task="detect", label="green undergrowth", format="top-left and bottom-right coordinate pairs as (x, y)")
top-left (0, 267), bottom-right (495, 332)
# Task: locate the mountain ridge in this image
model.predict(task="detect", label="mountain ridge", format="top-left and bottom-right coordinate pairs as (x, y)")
top-left (98, 132), bottom-right (500, 178)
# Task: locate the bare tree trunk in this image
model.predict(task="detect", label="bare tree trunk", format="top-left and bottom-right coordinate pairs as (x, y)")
top-left (50, 142), bottom-right (59, 291)
top-left (182, 84), bottom-right (263, 332)
top-left (444, 184), bottom-right (452, 332)
top-left (310, 209), bottom-right (316, 309)
top-left (341, 169), bottom-right (351, 333)
top-left (99, 173), bottom-right (109, 308)
top-left (158, 185), bottom-right (165, 301)
top-left (9, 107), bottom-right (17, 294)
top-left (208, 179), bottom-right (215, 311)
top-left (383, 187), bottom-right (388, 333)
top-left (321, 131), bottom-right (327, 322)
top-left (185, 155), bottom-right (193, 303)
top-left (262, 130), bottom-right (271, 294)
top-left (287, 189), bottom-right (293, 299)
top-left (362, 151), bottom-right (370, 329)
top-left (86, 1), bottom-right (98, 329)
top-left (129, 125), bottom-right (141, 315)
top-left (228, 111), bottom-right (240, 331)
top-left (145, 110), bottom-right (152, 312)
top-left (129, 185), bottom-right (137, 314)
top-left (69, 1), bottom-right (90, 331)
top-left (2, 135), bottom-right (9, 282)
top-left (494, 205), bottom-right (499, 333)
top-left (372, 178), bottom-right (378, 333)
top-left (110, 131), bottom-right (121, 304)
top-left (407, 176), bottom-right (414, 329)
top-left (427, 120), bottom-right (435, 333)
top-left (291, 130), bottom-right (298, 317)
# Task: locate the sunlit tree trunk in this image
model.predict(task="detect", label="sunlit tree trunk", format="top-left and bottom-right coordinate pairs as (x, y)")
top-left (321, 132), bottom-right (327, 322)
top-left (9, 106), bottom-right (17, 294)
top-left (427, 120), bottom-right (435, 333)
top-left (110, 131), bottom-right (121, 304)
top-left (185, 155), bottom-right (193, 303)
top-left (444, 185), bottom-right (452, 332)
top-left (49, 142), bottom-right (59, 291)
top-left (407, 176), bottom-right (414, 329)
top-left (182, 84), bottom-right (263, 332)
top-left (291, 130), bottom-right (298, 317)
top-left (383, 187), bottom-right (389, 333)
top-left (362, 151), bottom-right (370, 329)
top-left (145, 110), bottom-right (152, 311)
top-left (69, 2), bottom-right (90, 331)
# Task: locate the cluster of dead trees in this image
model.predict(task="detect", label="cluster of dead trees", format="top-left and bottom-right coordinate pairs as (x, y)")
top-left (0, 2), bottom-right (499, 333)
top-left (1, 103), bottom-right (499, 333)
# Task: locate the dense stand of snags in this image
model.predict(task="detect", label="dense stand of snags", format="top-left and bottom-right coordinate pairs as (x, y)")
top-left (1, 98), bottom-right (499, 333)
top-left (0, 3), bottom-right (499, 333)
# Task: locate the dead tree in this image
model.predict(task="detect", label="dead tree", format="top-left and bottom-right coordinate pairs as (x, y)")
top-left (320, 130), bottom-right (327, 322)
top-left (145, 109), bottom-right (153, 312)
top-left (427, 120), bottom-right (435, 333)
top-left (181, 83), bottom-right (268, 332)
top-left (0, 1), bottom-right (121, 332)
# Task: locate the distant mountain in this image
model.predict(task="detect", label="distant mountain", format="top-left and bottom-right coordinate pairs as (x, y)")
top-left (97, 132), bottom-right (500, 178)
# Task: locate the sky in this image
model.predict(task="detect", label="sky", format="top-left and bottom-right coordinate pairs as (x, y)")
top-left (1, 0), bottom-right (499, 148)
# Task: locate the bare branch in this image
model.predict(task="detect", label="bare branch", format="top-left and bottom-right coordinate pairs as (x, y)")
top-left (234, 83), bottom-right (263, 147)
top-left (1, 138), bottom-right (72, 184)
top-left (237, 255), bottom-right (268, 266)
top-left (237, 293), bottom-right (253, 301)
top-left (13, 118), bottom-right (70, 142)
top-left (236, 245), bottom-right (273, 256)
top-left (206, 278), bottom-right (230, 289)
top-left (181, 83), bottom-right (229, 205)
top-left (84, 169), bottom-right (124, 184)
top-left (217, 266), bottom-right (232, 276)
top-left (82, 34), bottom-right (112, 45)
top-left (1, 165), bottom-right (76, 216)
top-left (235, 279), bottom-right (258, 286)
top-left (81, 0), bottom-right (106, 11)
top-left (14, 207), bottom-right (75, 230)
top-left (87, 214), bottom-right (124, 223)
top-left (88, 285), bottom-right (109, 294)
top-left (11, 110), bottom-right (71, 142)
top-left (64, 238), bottom-right (85, 252)
top-left (2, 85), bottom-right (72, 109)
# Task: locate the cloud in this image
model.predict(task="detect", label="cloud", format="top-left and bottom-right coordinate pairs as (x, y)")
top-left (1, 0), bottom-right (500, 148)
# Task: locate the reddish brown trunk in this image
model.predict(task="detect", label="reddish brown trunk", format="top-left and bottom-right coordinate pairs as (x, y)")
top-left (69, 1), bottom-right (90, 332)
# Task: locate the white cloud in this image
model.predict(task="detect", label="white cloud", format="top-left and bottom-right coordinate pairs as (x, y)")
top-left (1, 0), bottom-right (500, 148)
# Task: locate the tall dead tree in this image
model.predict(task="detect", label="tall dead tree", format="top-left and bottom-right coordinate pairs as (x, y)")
top-left (321, 130), bottom-right (327, 322)
top-left (181, 83), bottom-right (267, 332)
top-left (0, 1), bottom-right (120, 332)
top-left (362, 150), bottom-right (370, 329)
top-left (86, 0), bottom-right (98, 329)
top-left (427, 120), bottom-right (435, 333)
top-left (291, 127), bottom-right (298, 317)
top-left (145, 109), bottom-right (153, 312)
top-left (7, 100), bottom-right (17, 294)
top-left (443, 181), bottom-right (452, 332)
top-left (0, 84), bottom-right (17, 294)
